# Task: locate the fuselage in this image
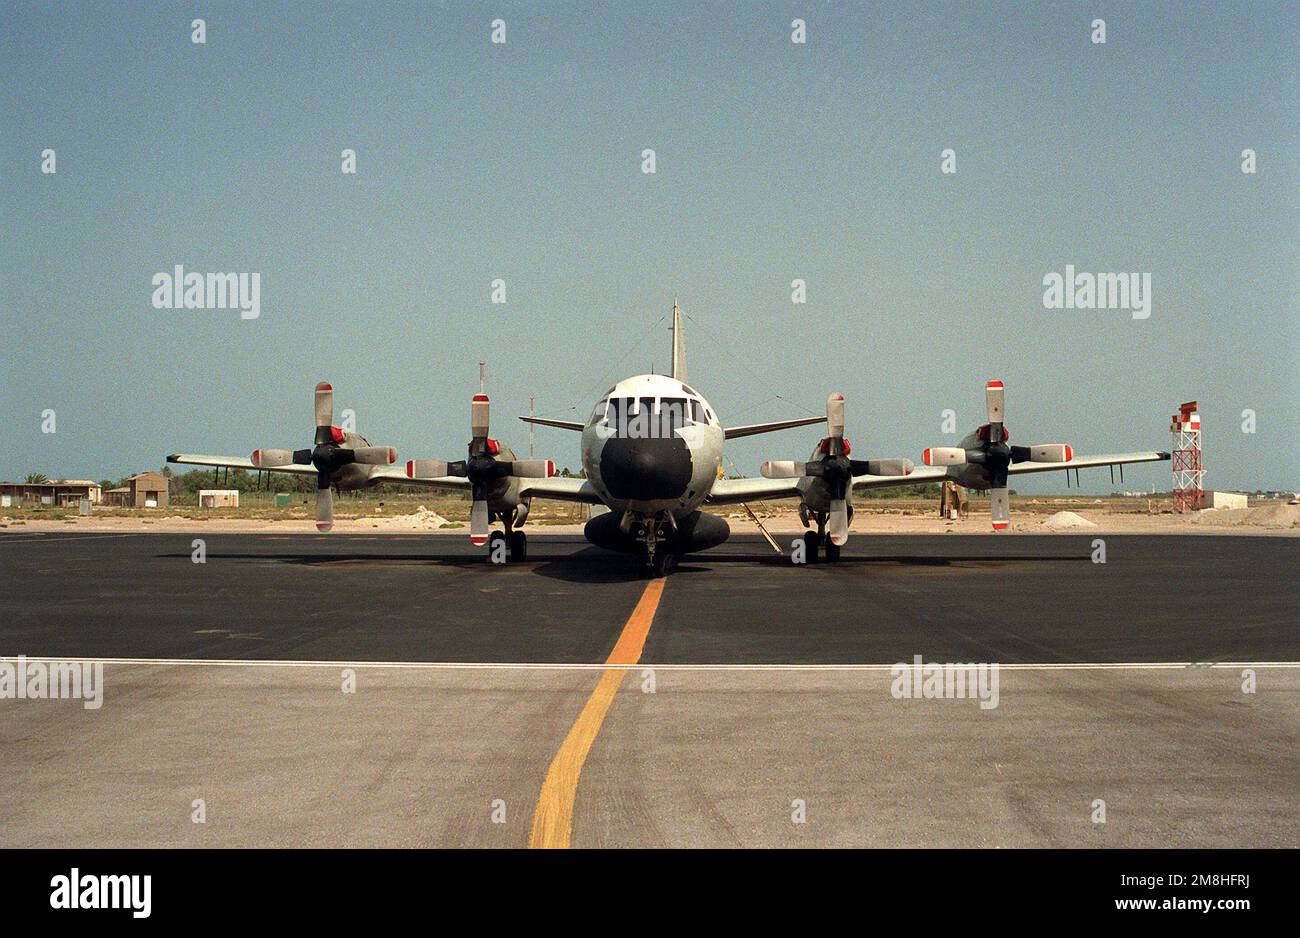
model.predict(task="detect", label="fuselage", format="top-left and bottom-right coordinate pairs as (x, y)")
top-left (580, 374), bottom-right (724, 517)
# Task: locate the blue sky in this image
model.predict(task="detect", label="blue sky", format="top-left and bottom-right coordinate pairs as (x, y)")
top-left (1, 1), bottom-right (1296, 491)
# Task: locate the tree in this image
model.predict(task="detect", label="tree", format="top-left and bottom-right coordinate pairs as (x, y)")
top-left (24, 473), bottom-right (48, 485)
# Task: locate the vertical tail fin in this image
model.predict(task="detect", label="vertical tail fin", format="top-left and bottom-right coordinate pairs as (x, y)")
top-left (671, 298), bottom-right (687, 384)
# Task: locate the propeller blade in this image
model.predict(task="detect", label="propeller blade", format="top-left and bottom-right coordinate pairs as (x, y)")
top-left (471, 394), bottom-right (490, 439)
top-left (985, 380), bottom-right (1005, 424)
top-left (406, 459), bottom-right (450, 479)
top-left (828, 499), bottom-right (849, 545)
top-left (990, 486), bottom-right (1010, 531)
top-left (923, 447), bottom-right (967, 467)
top-left (315, 382), bottom-right (334, 431)
top-left (854, 458), bottom-right (913, 476)
top-left (827, 393), bottom-right (845, 439)
top-left (348, 446), bottom-right (397, 465)
top-left (1017, 443), bottom-right (1073, 463)
top-left (506, 459), bottom-right (555, 478)
top-left (251, 449), bottom-right (294, 468)
top-left (470, 500), bottom-right (489, 546)
top-left (762, 460), bottom-right (807, 479)
top-left (315, 482), bottom-right (333, 533)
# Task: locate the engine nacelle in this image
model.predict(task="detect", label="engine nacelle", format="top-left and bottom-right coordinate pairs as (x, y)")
top-left (337, 464), bottom-right (376, 490)
top-left (584, 510), bottom-right (730, 555)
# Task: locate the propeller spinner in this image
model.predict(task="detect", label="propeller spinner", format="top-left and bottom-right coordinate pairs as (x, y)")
top-left (922, 380), bottom-right (1073, 531)
top-left (251, 382), bottom-right (396, 532)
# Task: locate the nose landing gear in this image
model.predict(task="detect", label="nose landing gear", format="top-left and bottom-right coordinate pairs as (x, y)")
top-left (636, 512), bottom-right (676, 578)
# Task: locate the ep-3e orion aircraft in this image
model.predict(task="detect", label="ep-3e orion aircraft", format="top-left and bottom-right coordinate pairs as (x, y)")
top-left (168, 302), bottom-right (1170, 575)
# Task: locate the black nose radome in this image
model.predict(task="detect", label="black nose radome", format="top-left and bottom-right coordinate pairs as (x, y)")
top-left (600, 437), bottom-right (692, 501)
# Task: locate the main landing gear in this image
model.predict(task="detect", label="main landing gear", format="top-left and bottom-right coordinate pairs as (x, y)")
top-left (801, 511), bottom-right (840, 564)
top-left (487, 530), bottom-right (528, 562)
top-left (487, 510), bottom-right (528, 563)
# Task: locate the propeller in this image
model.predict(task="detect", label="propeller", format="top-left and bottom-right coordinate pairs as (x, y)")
top-left (922, 380), bottom-right (1073, 531)
top-left (406, 392), bottom-right (555, 545)
top-left (761, 393), bottom-right (914, 546)
top-left (250, 382), bottom-right (396, 532)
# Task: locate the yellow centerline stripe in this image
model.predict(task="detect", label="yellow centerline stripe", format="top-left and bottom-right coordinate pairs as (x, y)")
top-left (529, 578), bottom-right (666, 849)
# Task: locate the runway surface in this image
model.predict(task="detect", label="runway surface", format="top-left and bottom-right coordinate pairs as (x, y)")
top-left (0, 533), bottom-right (1295, 663)
top-left (0, 532), bottom-right (1295, 847)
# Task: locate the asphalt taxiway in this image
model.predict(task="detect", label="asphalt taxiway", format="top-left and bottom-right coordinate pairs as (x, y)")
top-left (0, 532), bottom-right (1295, 847)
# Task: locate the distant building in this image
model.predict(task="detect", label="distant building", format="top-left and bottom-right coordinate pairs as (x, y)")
top-left (198, 489), bottom-right (239, 508)
top-left (104, 472), bottom-right (169, 509)
top-left (0, 480), bottom-right (102, 508)
top-left (1200, 491), bottom-right (1248, 511)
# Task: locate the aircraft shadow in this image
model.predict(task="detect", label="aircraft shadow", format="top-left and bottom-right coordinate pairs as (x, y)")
top-left (155, 549), bottom-right (1088, 583)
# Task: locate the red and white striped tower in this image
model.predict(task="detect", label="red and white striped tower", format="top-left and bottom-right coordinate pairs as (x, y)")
top-left (1170, 401), bottom-right (1203, 511)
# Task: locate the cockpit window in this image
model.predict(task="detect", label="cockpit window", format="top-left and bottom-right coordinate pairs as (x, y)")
top-left (659, 397), bottom-right (688, 434)
top-left (607, 397), bottom-right (632, 427)
top-left (604, 396), bottom-right (694, 438)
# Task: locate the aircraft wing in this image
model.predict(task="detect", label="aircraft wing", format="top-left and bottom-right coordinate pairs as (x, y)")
top-left (166, 453), bottom-right (317, 478)
top-left (517, 476), bottom-right (604, 504)
top-left (724, 416), bottom-right (825, 440)
top-left (1007, 451), bottom-right (1170, 476)
top-left (367, 471), bottom-right (599, 501)
top-left (852, 466), bottom-right (949, 490)
top-left (707, 476), bottom-right (803, 506)
top-left (366, 467), bottom-right (472, 492)
top-left (710, 467), bottom-right (949, 506)
top-left (519, 416), bottom-right (585, 432)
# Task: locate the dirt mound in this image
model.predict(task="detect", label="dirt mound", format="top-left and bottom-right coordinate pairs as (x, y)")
top-left (370, 505), bottom-right (451, 530)
top-left (1042, 510), bottom-right (1098, 530)
top-left (1193, 503), bottom-right (1299, 528)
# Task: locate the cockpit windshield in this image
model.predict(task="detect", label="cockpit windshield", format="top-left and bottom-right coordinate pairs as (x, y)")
top-left (599, 395), bottom-right (706, 437)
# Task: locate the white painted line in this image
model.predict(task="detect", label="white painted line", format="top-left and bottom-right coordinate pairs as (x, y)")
top-left (0, 656), bottom-right (1296, 671)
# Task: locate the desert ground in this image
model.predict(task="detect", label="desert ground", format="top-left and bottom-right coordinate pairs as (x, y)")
top-left (2, 493), bottom-right (1296, 537)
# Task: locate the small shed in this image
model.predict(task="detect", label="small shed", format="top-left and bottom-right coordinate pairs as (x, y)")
top-left (105, 472), bottom-right (169, 508)
top-left (1200, 491), bottom-right (1248, 511)
top-left (198, 489), bottom-right (240, 508)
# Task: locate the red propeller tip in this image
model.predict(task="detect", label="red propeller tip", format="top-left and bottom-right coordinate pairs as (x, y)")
top-left (986, 380), bottom-right (1004, 389)
top-left (386, 447), bottom-right (397, 464)
top-left (250, 450), bottom-right (260, 467)
top-left (922, 449), bottom-right (932, 466)
top-left (470, 536), bottom-right (488, 546)
top-left (992, 522), bottom-right (1008, 530)
top-left (405, 460), bottom-right (415, 478)
top-left (316, 522), bottom-right (332, 532)
top-left (1064, 445), bottom-right (1073, 461)
top-left (472, 394), bottom-right (489, 402)
top-left (315, 382), bottom-right (332, 391)
top-left (546, 460), bottom-right (556, 477)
